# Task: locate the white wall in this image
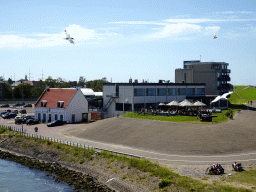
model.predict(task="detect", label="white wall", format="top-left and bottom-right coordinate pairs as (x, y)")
top-left (34, 89), bottom-right (88, 123)
top-left (65, 89), bottom-right (88, 123)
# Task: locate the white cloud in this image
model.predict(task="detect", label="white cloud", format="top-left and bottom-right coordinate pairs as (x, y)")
top-left (0, 35), bottom-right (36, 48)
top-left (147, 23), bottom-right (202, 38)
top-left (110, 21), bottom-right (166, 25)
top-left (0, 24), bottom-right (97, 48)
top-left (205, 26), bottom-right (221, 34)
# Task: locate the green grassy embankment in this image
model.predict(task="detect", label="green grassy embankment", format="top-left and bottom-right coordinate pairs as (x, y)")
top-left (229, 86), bottom-right (256, 105)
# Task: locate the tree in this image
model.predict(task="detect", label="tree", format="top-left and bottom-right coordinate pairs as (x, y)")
top-left (0, 76), bottom-right (4, 82)
top-left (86, 77), bottom-right (109, 92)
top-left (5, 83), bottom-right (13, 99)
top-left (8, 78), bottom-right (13, 84)
top-left (31, 81), bottom-right (46, 98)
top-left (13, 83), bottom-right (32, 99)
top-left (78, 76), bottom-right (86, 87)
top-left (44, 76), bottom-right (57, 88)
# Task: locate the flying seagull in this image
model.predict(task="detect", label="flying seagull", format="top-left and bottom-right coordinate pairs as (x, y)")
top-left (63, 30), bottom-right (76, 46)
top-left (213, 33), bottom-right (217, 39)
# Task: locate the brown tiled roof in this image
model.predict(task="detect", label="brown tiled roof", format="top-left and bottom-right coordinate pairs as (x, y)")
top-left (35, 88), bottom-right (77, 108)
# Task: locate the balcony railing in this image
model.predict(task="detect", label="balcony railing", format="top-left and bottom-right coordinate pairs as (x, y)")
top-left (222, 69), bottom-right (231, 73)
top-left (217, 76), bottom-right (231, 81)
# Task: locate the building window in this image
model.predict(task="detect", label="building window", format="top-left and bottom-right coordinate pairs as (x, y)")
top-left (146, 88), bottom-right (156, 96)
top-left (57, 101), bottom-right (64, 108)
top-left (167, 88), bottom-right (176, 96)
top-left (197, 88), bottom-right (205, 95)
top-left (60, 115), bottom-right (63, 121)
top-left (55, 114), bottom-right (58, 120)
top-left (134, 88), bottom-right (144, 96)
top-left (115, 103), bottom-right (132, 111)
top-left (116, 103), bottom-right (123, 111)
top-left (157, 88), bottom-right (166, 96)
top-left (40, 100), bottom-right (47, 107)
top-left (187, 88), bottom-right (195, 95)
top-left (48, 114), bottom-right (51, 122)
top-left (177, 88), bottom-right (186, 95)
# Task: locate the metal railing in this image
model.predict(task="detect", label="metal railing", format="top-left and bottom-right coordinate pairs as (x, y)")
top-left (0, 124), bottom-right (141, 159)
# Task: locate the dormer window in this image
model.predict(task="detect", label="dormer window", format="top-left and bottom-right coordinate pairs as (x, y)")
top-left (57, 101), bottom-right (64, 108)
top-left (41, 100), bottom-right (47, 107)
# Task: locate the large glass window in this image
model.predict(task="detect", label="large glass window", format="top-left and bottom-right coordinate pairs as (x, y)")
top-left (146, 88), bottom-right (156, 96)
top-left (134, 88), bottom-right (144, 96)
top-left (187, 88), bottom-right (195, 95)
top-left (116, 103), bottom-right (131, 111)
top-left (157, 88), bottom-right (166, 96)
top-left (167, 88), bottom-right (176, 96)
top-left (177, 88), bottom-right (186, 95)
top-left (197, 88), bottom-right (205, 95)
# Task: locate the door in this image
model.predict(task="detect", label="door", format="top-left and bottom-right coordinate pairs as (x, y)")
top-left (38, 113), bottom-right (41, 121)
top-left (60, 114), bottom-right (63, 121)
top-left (72, 114), bottom-right (75, 123)
top-left (82, 113), bottom-right (88, 122)
top-left (43, 114), bottom-right (46, 123)
top-left (48, 114), bottom-right (51, 122)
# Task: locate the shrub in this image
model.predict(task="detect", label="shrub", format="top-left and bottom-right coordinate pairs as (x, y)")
top-left (79, 159), bottom-right (85, 164)
top-left (159, 178), bottom-right (172, 188)
top-left (92, 162), bottom-right (97, 166)
top-left (122, 175), bottom-right (127, 180)
top-left (0, 127), bottom-right (6, 134)
top-left (21, 142), bottom-right (28, 148)
top-left (8, 133), bottom-right (15, 138)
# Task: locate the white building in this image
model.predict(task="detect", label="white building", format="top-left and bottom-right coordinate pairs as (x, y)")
top-left (103, 81), bottom-right (206, 117)
top-left (34, 88), bottom-right (89, 123)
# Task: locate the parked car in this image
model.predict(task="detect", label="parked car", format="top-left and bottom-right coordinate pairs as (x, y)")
top-left (24, 103), bottom-right (32, 107)
top-left (25, 115), bottom-right (35, 120)
top-left (12, 109), bottom-right (19, 114)
top-left (47, 120), bottom-right (65, 127)
top-left (1, 111), bottom-right (8, 116)
top-left (15, 115), bottom-right (34, 124)
top-left (12, 102), bottom-right (25, 107)
top-left (26, 119), bottom-right (39, 125)
top-left (2, 113), bottom-right (17, 119)
top-left (6, 109), bottom-right (12, 113)
top-left (0, 104), bottom-right (9, 108)
top-left (19, 109), bottom-right (27, 114)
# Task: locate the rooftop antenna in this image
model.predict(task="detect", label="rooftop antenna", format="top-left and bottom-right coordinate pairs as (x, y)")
top-left (200, 55), bottom-right (201, 62)
top-left (41, 69), bottom-right (45, 81)
top-left (28, 68), bottom-right (33, 81)
top-left (14, 73), bottom-right (15, 81)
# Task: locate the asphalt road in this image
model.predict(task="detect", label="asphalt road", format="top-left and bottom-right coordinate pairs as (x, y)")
top-left (0, 104), bottom-right (255, 166)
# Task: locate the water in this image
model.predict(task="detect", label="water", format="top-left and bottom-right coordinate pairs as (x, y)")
top-left (0, 159), bottom-right (76, 192)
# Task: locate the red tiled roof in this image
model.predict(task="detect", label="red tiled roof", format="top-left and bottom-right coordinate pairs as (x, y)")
top-left (35, 88), bottom-right (77, 108)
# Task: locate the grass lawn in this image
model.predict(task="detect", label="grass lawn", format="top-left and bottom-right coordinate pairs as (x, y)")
top-left (121, 109), bottom-right (235, 123)
top-left (222, 168), bottom-right (256, 191)
top-left (229, 85), bottom-right (256, 104)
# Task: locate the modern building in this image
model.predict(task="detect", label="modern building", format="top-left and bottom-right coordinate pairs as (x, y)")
top-left (103, 80), bottom-right (205, 117)
top-left (34, 88), bottom-right (89, 123)
top-left (175, 61), bottom-right (231, 95)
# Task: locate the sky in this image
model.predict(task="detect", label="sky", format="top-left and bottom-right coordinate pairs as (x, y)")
top-left (1, 0), bottom-right (256, 85)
